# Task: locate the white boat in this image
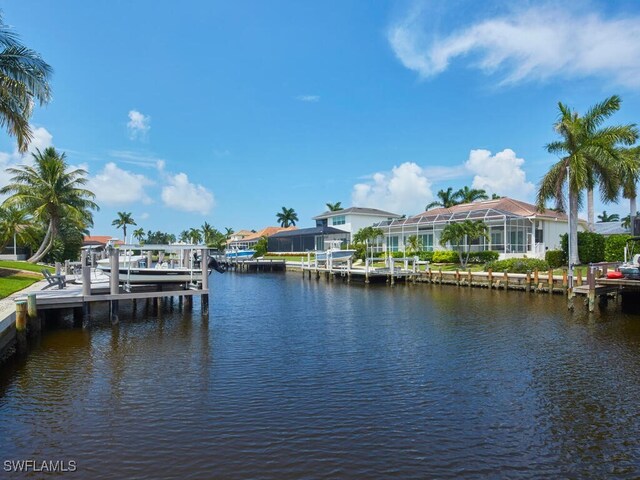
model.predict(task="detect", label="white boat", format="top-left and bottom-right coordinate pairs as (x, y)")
top-left (618, 237), bottom-right (640, 280)
top-left (316, 240), bottom-right (356, 264)
top-left (96, 253), bottom-right (146, 267)
top-left (225, 248), bottom-right (256, 261)
top-left (97, 264), bottom-right (208, 284)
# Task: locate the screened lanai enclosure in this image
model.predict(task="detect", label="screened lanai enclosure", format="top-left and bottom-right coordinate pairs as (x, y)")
top-left (373, 208), bottom-right (543, 257)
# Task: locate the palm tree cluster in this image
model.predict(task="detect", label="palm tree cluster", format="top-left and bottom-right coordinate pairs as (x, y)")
top-left (1, 147), bottom-right (98, 262)
top-left (537, 95), bottom-right (639, 265)
top-left (426, 186), bottom-right (490, 210)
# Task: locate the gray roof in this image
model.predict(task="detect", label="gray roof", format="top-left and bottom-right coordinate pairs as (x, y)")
top-left (313, 207), bottom-right (402, 220)
top-left (593, 221), bottom-right (630, 236)
top-left (269, 226), bottom-right (347, 238)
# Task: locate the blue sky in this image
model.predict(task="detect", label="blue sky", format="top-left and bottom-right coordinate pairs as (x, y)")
top-left (1, 0), bottom-right (640, 238)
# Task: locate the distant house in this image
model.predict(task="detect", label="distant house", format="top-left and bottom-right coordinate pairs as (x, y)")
top-left (594, 221), bottom-right (630, 236)
top-left (227, 226), bottom-right (296, 250)
top-left (373, 197), bottom-right (587, 259)
top-left (83, 236), bottom-right (122, 248)
top-left (312, 207), bottom-right (402, 242)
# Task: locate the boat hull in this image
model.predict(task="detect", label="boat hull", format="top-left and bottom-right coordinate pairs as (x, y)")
top-left (316, 250), bottom-right (357, 263)
top-left (225, 250), bottom-right (256, 261)
top-left (97, 266), bottom-right (207, 284)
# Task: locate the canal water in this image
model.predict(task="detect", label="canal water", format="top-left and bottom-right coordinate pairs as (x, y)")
top-left (2, 273), bottom-right (640, 479)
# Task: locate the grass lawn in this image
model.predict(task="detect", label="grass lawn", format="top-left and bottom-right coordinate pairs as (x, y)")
top-left (0, 260), bottom-right (54, 274)
top-left (0, 273), bottom-right (41, 299)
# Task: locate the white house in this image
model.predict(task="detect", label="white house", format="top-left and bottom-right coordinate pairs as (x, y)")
top-left (312, 207), bottom-right (402, 242)
top-left (372, 197), bottom-right (586, 259)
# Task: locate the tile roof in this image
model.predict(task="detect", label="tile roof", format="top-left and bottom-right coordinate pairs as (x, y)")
top-left (83, 235), bottom-right (122, 245)
top-left (313, 207), bottom-right (402, 220)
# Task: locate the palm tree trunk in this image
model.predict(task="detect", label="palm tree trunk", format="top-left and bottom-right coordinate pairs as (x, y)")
top-left (630, 196), bottom-right (637, 234)
top-left (587, 188), bottom-right (595, 232)
top-left (569, 189), bottom-right (580, 266)
top-left (28, 220), bottom-right (53, 263)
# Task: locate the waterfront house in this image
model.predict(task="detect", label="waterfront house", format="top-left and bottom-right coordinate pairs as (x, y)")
top-left (372, 197), bottom-right (586, 259)
top-left (267, 226), bottom-right (349, 253)
top-left (312, 207), bottom-right (402, 243)
top-left (228, 226), bottom-right (296, 250)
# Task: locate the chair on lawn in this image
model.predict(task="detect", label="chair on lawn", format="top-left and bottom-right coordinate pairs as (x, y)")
top-left (42, 269), bottom-right (66, 289)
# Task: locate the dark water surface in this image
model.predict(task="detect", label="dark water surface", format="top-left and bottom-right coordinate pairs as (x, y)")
top-left (2, 273), bottom-right (640, 479)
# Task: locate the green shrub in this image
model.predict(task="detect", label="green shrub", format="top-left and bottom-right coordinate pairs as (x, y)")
top-left (432, 250), bottom-right (460, 263)
top-left (418, 251), bottom-right (434, 262)
top-left (467, 250), bottom-right (500, 263)
top-left (545, 249), bottom-right (565, 268)
top-left (604, 234), bottom-right (632, 262)
top-left (484, 258), bottom-right (549, 273)
top-left (560, 232), bottom-right (605, 264)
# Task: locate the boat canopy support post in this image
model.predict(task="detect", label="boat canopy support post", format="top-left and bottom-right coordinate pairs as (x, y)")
top-left (109, 248), bottom-right (120, 324)
top-left (201, 248), bottom-right (209, 314)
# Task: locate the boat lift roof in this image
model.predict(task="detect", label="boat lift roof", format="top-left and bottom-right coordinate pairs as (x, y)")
top-left (117, 244), bottom-right (209, 251)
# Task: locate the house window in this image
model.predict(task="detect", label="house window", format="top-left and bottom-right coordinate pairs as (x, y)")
top-left (490, 228), bottom-right (504, 250)
top-left (332, 215), bottom-right (346, 226)
top-left (387, 236), bottom-right (399, 252)
top-left (419, 234), bottom-right (433, 251)
top-left (535, 229), bottom-right (543, 243)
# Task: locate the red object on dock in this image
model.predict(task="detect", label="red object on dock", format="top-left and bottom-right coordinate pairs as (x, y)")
top-left (607, 271), bottom-right (624, 279)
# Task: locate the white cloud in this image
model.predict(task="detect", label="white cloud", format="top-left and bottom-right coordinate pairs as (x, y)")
top-left (139, 212), bottom-right (150, 220)
top-left (161, 172), bottom-right (214, 215)
top-left (352, 162), bottom-right (433, 215)
top-left (109, 150), bottom-right (163, 168)
top-left (87, 162), bottom-right (154, 206)
top-left (388, 4), bottom-right (640, 87)
top-left (465, 148), bottom-right (534, 199)
top-left (295, 95), bottom-right (320, 102)
top-left (127, 110), bottom-right (150, 140)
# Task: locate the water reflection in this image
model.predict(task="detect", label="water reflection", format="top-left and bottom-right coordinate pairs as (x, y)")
top-left (1, 274), bottom-right (640, 478)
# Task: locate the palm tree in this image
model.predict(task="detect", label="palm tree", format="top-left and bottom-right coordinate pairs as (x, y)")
top-left (0, 204), bottom-right (36, 252)
top-left (404, 234), bottom-right (423, 255)
top-left (439, 220), bottom-right (489, 268)
top-left (326, 202), bottom-right (343, 211)
top-left (200, 222), bottom-right (215, 245)
top-left (622, 212), bottom-right (639, 229)
top-left (276, 207), bottom-right (298, 227)
top-left (224, 227), bottom-right (234, 238)
top-left (537, 96), bottom-right (638, 265)
top-left (1, 147), bottom-right (98, 263)
top-left (491, 193), bottom-right (502, 199)
top-left (352, 226), bottom-right (384, 259)
top-left (132, 228), bottom-right (145, 243)
top-left (0, 14), bottom-right (52, 152)
top-left (188, 227), bottom-right (203, 244)
top-left (597, 211), bottom-right (620, 222)
top-left (112, 212), bottom-right (136, 242)
top-left (426, 187), bottom-right (461, 210)
top-left (456, 186), bottom-right (488, 204)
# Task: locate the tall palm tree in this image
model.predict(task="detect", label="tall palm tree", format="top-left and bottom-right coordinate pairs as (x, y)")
top-left (537, 96), bottom-right (638, 265)
top-left (426, 187), bottom-right (461, 210)
top-left (597, 211), bottom-right (620, 222)
top-left (132, 227), bottom-right (145, 243)
top-left (404, 234), bottom-right (423, 255)
top-left (439, 220), bottom-right (489, 268)
top-left (326, 202), bottom-right (343, 211)
top-left (0, 14), bottom-right (52, 152)
top-left (112, 212), bottom-right (136, 242)
top-left (276, 207), bottom-right (298, 227)
top-left (224, 227), bottom-right (234, 238)
top-left (1, 147), bottom-right (97, 263)
top-left (188, 227), bottom-right (203, 244)
top-left (201, 222), bottom-right (216, 245)
top-left (456, 186), bottom-right (488, 204)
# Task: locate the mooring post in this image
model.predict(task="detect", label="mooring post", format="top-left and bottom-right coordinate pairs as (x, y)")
top-left (64, 259), bottom-right (70, 275)
top-left (109, 248), bottom-right (120, 324)
top-left (147, 251), bottom-right (153, 268)
top-left (587, 266), bottom-right (596, 312)
top-left (503, 271), bottom-right (509, 290)
top-left (525, 270), bottom-right (531, 292)
top-left (455, 269), bottom-right (460, 286)
top-left (467, 268), bottom-right (472, 287)
top-left (562, 268), bottom-right (568, 295)
top-left (548, 269), bottom-right (553, 294)
top-left (16, 301), bottom-right (27, 353)
top-left (365, 258), bottom-right (370, 284)
top-left (488, 268), bottom-right (493, 289)
top-left (534, 269), bottom-right (539, 291)
top-left (201, 247), bottom-right (209, 314)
